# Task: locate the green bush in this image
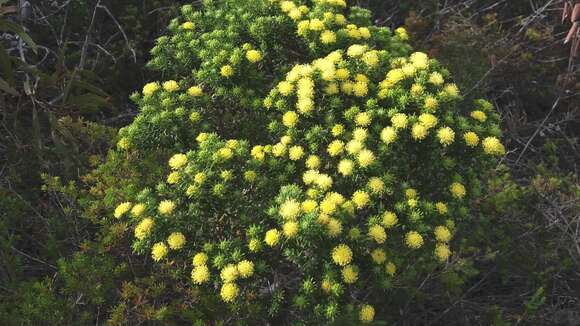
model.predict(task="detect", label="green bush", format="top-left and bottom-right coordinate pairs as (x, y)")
top-left (107, 0), bottom-right (506, 323)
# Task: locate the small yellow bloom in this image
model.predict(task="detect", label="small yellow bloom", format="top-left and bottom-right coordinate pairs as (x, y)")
top-left (221, 264), bottom-right (239, 282)
top-left (434, 226), bottom-right (452, 242)
top-left (471, 110), bottom-right (487, 122)
top-left (158, 200), bottom-right (176, 215)
top-left (187, 86), bottom-right (203, 97)
top-left (320, 30), bottom-right (336, 44)
top-left (352, 190), bottom-right (370, 209)
top-left (464, 132), bottom-right (480, 147)
top-left (162, 80), bottom-right (179, 92)
top-left (114, 202), bottom-right (132, 218)
top-left (283, 221), bottom-right (299, 238)
top-left (151, 242), bottom-right (168, 261)
top-left (359, 304), bottom-right (375, 323)
top-left (167, 232), bottom-right (186, 250)
top-left (134, 218), bottom-right (154, 240)
top-left (192, 252), bottom-right (208, 266)
top-left (288, 145), bottom-right (304, 161)
top-left (331, 244), bottom-right (352, 266)
top-left (181, 22), bottom-right (194, 30)
top-left (191, 265), bottom-right (210, 284)
top-left (342, 265), bottom-right (359, 283)
top-left (391, 113), bottom-right (408, 129)
top-left (482, 137), bottom-right (505, 156)
top-left (357, 149), bottom-right (375, 168)
top-left (282, 111), bottom-right (299, 128)
top-left (371, 248), bottom-right (386, 264)
top-left (368, 225), bottom-right (387, 244)
top-left (405, 231), bottom-right (424, 249)
top-left (437, 127), bottom-right (455, 146)
top-left (237, 260), bottom-right (254, 278)
top-left (220, 65), bottom-right (234, 77)
top-left (450, 182), bottom-right (466, 199)
top-left (246, 49), bottom-right (262, 63)
top-left (220, 283), bottom-right (239, 303)
top-left (435, 243), bottom-right (451, 262)
top-left (265, 229), bottom-right (281, 246)
top-left (382, 211), bottom-right (398, 228)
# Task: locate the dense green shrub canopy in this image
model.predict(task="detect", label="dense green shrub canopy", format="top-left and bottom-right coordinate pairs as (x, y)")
top-left (113, 0), bottom-right (505, 323)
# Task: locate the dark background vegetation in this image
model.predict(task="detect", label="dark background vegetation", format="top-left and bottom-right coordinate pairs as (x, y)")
top-left (0, 0), bottom-right (578, 324)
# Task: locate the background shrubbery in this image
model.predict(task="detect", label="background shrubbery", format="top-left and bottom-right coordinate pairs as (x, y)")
top-left (1, 0), bottom-right (578, 324)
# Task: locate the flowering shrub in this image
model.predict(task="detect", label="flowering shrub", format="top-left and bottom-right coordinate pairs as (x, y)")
top-left (113, 0), bottom-right (505, 323)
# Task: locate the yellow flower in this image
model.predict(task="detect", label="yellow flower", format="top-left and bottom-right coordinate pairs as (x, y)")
top-left (321, 279), bottom-right (332, 293)
top-left (302, 199), bottom-right (317, 213)
top-left (395, 26), bottom-right (409, 40)
top-left (482, 137), bottom-right (505, 156)
top-left (282, 111), bottom-right (299, 128)
top-left (338, 159), bottom-right (354, 176)
top-left (169, 153), bottom-right (187, 169)
top-left (326, 218), bottom-right (342, 237)
top-left (437, 127), bottom-right (455, 146)
top-left (353, 82), bottom-right (369, 97)
top-left (410, 52), bottom-right (428, 68)
top-left (320, 30), bottom-right (336, 44)
top-left (220, 65), bottom-right (234, 77)
top-left (444, 83), bottom-right (460, 97)
top-left (288, 8), bottom-right (302, 20)
top-left (192, 252), bottom-right (208, 266)
top-left (309, 18), bottom-right (324, 31)
top-left (303, 170), bottom-right (319, 185)
top-left (280, 1), bottom-right (295, 13)
top-left (244, 170), bottom-right (257, 182)
top-left (334, 13), bottom-right (346, 25)
top-left (342, 265), bottom-right (359, 283)
top-left (385, 262), bottom-right (396, 276)
top-left (411, 83), bottom-right (424, 95)
top-left (265, 229), bottom-right (281, 246)
top-left (418, 113), bottom-right (438, 129)
top-left (272, 143), bottom-right (286, 157)
top-left (283, 221), bottom-right (299, 238)
top-left (281, 135), bottom-right (292, 145)
top-left (162, 80), bottom-right (179, 92)
top-left (331, 124), bottom-right (344, 137)
top-left (424, 96), bottom-right (439, 110)
top-left (278, 81), bottom-right (294, 96)
top-left (435, 243), bottom-right (451, 262)
top-left (220, 283), bottom-right (239, 302)
top-left (187, 85), bottom-right (203, 97)
top-left (434, 226), bottom-right (452, 242)
top-left (352, 190), bottom-right (370, 209)
top-left (382, 211), bottom-right (398, 228)
top-left (167, 232), bottom-right (186, 250)
top-left (114, 202), bottom-right (132, 218)
top-left (450, 182), bottom-right (466, 199)
top-left (248, 239), bottom-right (261, 252)
top-left (117, 137), bottom-right (129, 150)
top-left (359, 304), bottom-right (375, 323)
top-left (380, 126), bottom-right (397, 145)
top-left (435, 202), bottom-right (448, 214)
top-left (362, 51), bottom-right (379, 67)
top-left (471, 110), bottom-right (487, 122)
top-left (391, 113), bottom-right (408, 129)
top-left (371, 248), bottom-right (386, 264)
top-left (315, 174), bottom-right (333, 190)
top-left (355, 111), bottom-right (371, 125)
top-left (151, 242), bottom-right (168, 262)
top-left (429, 72), bottom-right (445, 86)
top-left (167, 171), bottom-right (180, 184)
top-left (182, 22), bottom-right (194, 30)
top-left (237, 260), bottom-right (254, 278)
top-left (327, 140), bottom-right (345, 157)
top-left (331, 244), bottom-right (352, 266)
top-left (246, 49), bottom-right (262, 63)
top-left (142, 82), bottom-right (159, 96)
top-left (288, 145), bottom-right (304, 161)
top-left (357, 149), bottom-right (375, 168)
top-left (221, 264), bottom-right (239, 282)
top-left (368, 225), bottom-right (387, 244)
top-left (347, 44), bottom-right (367, 57)
top-left (305, 155), bottom-right (320, 169)
top-left (346, 140), bottom-right (363, 154)
top-left (196, 132), bottom-right (208, 143)
top-left (411, 123), bottom-right (428, 140)
top-left (158, 200), bottom-right (176, 215)
top-left (280, 199), bottom-right (301, 220)
top-left (405, 231), bottom-right (424, 249)
top-left (368, 177), bottom-right (385, 194)
top-left (134, 218), bottom-right (154, 240)
top-left (464, 132), bottom-right (480, 147)
top-left (194, 172), bottom-right (206, 184)
top-left (191, 265), bottom-right (210, 284)
top-left (335, 68), bottom-right (350, 80)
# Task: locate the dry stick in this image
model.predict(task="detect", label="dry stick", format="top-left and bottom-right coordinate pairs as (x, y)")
top-left (514, 94), bottom-right (562, 164)
top-left (96, 3), bottom-right (137, 63)
top-left (10, 246), bottom-right (57, 270)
